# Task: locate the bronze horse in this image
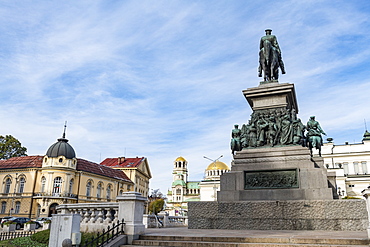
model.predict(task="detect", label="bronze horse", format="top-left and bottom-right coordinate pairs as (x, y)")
top-left (258, 39), bottom-right (280, 81)
top-left (307, 135), bottom-right (322, 157)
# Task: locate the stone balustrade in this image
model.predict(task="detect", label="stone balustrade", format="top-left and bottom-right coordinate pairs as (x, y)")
top-left (57, 202), bottom-right (119, 232)
top-left (143, 214), bottom-right (188, 228)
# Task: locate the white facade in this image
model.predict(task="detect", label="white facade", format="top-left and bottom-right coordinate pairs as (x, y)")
top-left (320, 131), bottom-right (370, 198)
top-left (199, 161), bottom-right (230, 201)
top-left (166, 157), bottom-right (230, 215)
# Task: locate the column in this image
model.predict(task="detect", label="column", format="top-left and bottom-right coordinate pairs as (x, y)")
top-left (117, 192), bottom-right (147, 244)
top-left (361, 188), bottom-right (370, 239)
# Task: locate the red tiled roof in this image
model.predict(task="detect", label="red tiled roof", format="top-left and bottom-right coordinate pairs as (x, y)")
top-left (100, 157), bottom-right (144, 168)
top-left (0, 156), bottom-right (43, 169)
top-left (77, 158), bottom-right (133, 183)
top-left (0, 156), bottom-right (132, 183)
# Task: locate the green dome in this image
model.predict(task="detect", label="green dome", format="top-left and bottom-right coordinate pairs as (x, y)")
top-left (172, 180), bottom-right (186, 187)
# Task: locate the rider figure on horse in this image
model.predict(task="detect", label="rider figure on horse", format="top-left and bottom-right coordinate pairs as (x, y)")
top-left (306, 116), bottom-right (326, 155)
top-left (258, 29), bottom-right (286, 80)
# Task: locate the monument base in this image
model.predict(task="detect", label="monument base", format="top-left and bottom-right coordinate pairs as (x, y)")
top-left (218, 146), bottom-right (335, 201)
top-left (188, 200), bottom-right (367, 231)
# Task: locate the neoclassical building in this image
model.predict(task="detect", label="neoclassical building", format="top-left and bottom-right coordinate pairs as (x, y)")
top-left (166, 157), bottom-right (230, 215)
top-left (199, 161), bottom-right (230, 201)
top-left (0, 134), bottom-right (137, 219)
top-left (100, 157), bottom-right (152, 198)
top-left (321, 131), bottom-right (370, 198)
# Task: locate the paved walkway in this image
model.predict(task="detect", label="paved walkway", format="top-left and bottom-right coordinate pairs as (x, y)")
top-left (142, 227), bottom-right (369, 241)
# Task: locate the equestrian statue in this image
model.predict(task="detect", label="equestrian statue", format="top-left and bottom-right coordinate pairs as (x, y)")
top-left (258, 29), bottom-right (286, 82)
top-left (306, 116), bottom-right (326, 156)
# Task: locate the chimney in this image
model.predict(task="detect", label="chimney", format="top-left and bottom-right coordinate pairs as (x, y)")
top-left (118, 157), bottom-right (125, 164)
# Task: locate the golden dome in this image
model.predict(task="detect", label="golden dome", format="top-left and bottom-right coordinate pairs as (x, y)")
top-left (175, 156), bottom-right (186, 162)
top-left (206, 161), bottom-right (230, 171)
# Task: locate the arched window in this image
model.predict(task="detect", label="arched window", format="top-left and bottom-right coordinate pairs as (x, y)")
top-left (53, 177), bottom-right (62, 195)
top-left (18, 177), bottom-right (25, 193)
top-left (97, 183), bottom-right (102, 198)
top-left (107, 185), bottom-right (111, 199)
top-left (4, 178), bottom-right (11, 194)
top-left (86, 181), bottom-right (92, 197)
top-left (41, 177), bottom-right (46, 193)
top-left (1, 202), bottom-right (6, 214)
top-left (69, 179), bottom-right (74, 194)
top-left (15, 201), bottom-right (20, 214)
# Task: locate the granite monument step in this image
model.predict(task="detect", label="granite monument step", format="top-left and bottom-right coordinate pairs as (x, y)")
top-left (124, 227), bottom-right (369, 246)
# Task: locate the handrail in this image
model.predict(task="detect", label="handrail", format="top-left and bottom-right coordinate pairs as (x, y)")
top-left (81, 219), bottom-right (125, 247)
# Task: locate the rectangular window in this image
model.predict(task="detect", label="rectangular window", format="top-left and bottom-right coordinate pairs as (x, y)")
top-left (15, 202), bottom-right (20, 214)
top-left (362, 162), bottom-right (368, 174)
top-left (1, 202), bottom-right (6, 214)
top-left (343, 162), bottom-right (349, 175)
top-left (354, 162), bottom-right (359, 174)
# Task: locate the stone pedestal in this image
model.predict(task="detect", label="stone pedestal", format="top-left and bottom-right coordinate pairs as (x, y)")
top-left (188, 81), bottom-right (368, 231)
top-left (117, 192), bottom-right (147, 244)
top-left (188, 200), bottom-right (367, 231)
top-left (243, 82), bottom-right (298, 112)
top-left (218, 146), bottom-right (334, 201)
top-left (48, 214), bottom-right (81, 247)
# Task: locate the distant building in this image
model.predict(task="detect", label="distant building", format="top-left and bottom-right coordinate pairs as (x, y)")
top-left (0, 134), bottom-right (134, 219)
top-left (199, 161), bottom-right (230, 201)
top-left (321, 130), bottom-right (370, 198)
top-left (100, 157), bottom-right (152, 198)
top-left (166, 156), bottom-right (230, 215)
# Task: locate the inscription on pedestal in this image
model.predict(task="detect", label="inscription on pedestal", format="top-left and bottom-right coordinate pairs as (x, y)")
top-left (245, 169), bottom-right (298, 189)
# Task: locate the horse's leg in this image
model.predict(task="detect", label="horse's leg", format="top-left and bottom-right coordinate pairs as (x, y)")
top-left (258, 64), bottom-right (262, 77)
top-left (263, 62), bottom-right (268, 81)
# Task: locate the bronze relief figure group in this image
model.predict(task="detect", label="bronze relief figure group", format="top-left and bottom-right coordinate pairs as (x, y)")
top-left (231, 111), bottom-right (326, 156)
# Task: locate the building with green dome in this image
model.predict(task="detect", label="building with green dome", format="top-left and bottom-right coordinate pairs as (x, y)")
top-left (166, 156), bottom-right (230, 216)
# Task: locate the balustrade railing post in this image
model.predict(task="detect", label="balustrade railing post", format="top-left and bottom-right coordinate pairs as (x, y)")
top-left (113, 210), bottom-right (118, 224)
top-left (89, 209), bottom-right (96, 224)
top-left (104, 208), bottom-right (112, 224)
top-left (96, 208), bottom-right (104, 224)
top-left (84, 209), bottom-right (91, 223)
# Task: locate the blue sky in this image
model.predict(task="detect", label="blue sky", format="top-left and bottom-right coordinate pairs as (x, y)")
top-left (1, 0), bottom-right (370, 194)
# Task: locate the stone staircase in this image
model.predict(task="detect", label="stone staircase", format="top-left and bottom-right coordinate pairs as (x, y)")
top-left (125, 234), bottom-right (370, 246)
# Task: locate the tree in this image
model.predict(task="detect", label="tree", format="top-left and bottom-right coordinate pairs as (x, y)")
top-left (0, 135), bottom-right (27, 160)
top-left (148, 189), bottom-right (166, 215)
top-left (148, 198), bottom-right (165, 215)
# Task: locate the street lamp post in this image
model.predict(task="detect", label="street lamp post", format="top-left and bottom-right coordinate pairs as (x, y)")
top-left (10, 173), bottom-right (19, 216)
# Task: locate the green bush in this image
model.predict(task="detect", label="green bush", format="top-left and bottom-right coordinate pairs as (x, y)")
top-left (31, 229), bottom-right (50, 244)
top-left (10, 236), bottom-right (48, 247)
top-left (3, 221), bottom-right (15, 225)
top-left (81, 232), bottom-right (98, 244)
top-left (30, 229), bottom-right (100, 246)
